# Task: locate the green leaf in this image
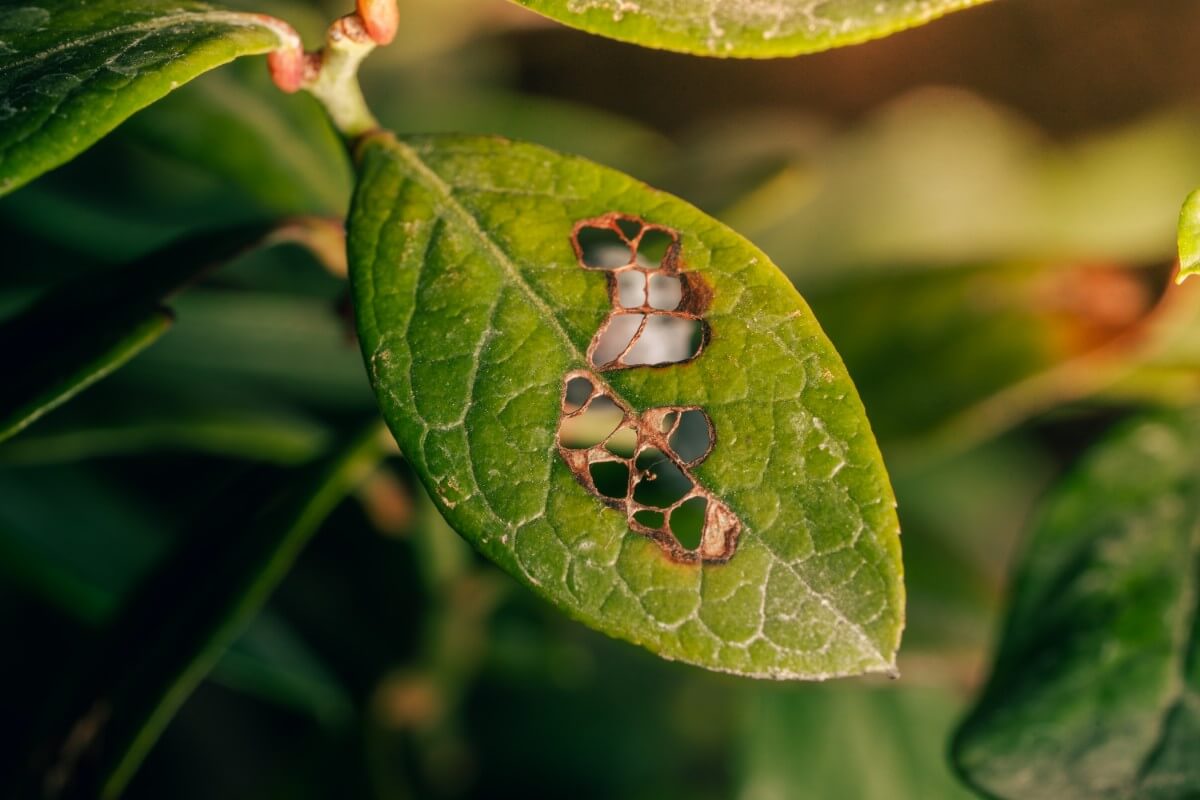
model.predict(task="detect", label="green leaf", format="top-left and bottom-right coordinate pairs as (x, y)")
top-left (0, 224), bottom-right (276, 443)
top-left (0, 305), bottom-right (169, 444)
top-left (18, 422), bottom-right (387, 799)
top-left (809, 261), bottom-right (1156, 446)
top-left (1179, 188), bottom-right (1200, 283)
top-left (687, 99), bottom-right (1200, 279)
top-left (739, 685), bottom-right (976, 799)
top-left (0, 383), bottom-right (330, 465)
top-left (0, 463), bottom-right (352, 726)
top-left (507, 0), bottom-right (991, 58)
top-left (125, 61), bottom-right (353, 216)
top-left (953, 411), bottom-right (1200, 800)
top-left (348, 132), bottom-right (903, 679)
top-left (0, 0), bottom-right (297, 197)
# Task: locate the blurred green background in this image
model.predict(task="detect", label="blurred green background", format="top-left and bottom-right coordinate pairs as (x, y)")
top-left (4, 0), bottom-right (1200, 797)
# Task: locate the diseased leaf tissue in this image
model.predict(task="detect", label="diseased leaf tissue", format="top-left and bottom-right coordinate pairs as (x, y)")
top-left (557, 214), bottom-right (741, 563)
top-left (350, 133), bottom-right (903, 678)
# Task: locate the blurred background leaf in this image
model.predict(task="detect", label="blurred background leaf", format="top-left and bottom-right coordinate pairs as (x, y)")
top-left (952, 411), bottom-right (1200, 800)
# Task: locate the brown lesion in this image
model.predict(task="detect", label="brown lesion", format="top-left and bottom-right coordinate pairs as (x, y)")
top-left (558, 214), bottom-right (741, 563)
top-left (556, 369), bottom-right (741, 564)
top-left (571, 213), bottom-right (711, 371)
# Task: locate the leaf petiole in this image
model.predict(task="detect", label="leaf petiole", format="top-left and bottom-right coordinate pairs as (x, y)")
top-left (268, 2), bottom-right (398, 140)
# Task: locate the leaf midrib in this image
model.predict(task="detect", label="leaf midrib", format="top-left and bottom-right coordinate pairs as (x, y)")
top-left (0, 10), bottom-right (285, 73)
top-left (380, 135), bottom-right (892, 669)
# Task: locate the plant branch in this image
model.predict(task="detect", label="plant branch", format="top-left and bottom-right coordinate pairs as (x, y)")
top-left (268, 1), bottom-right (398, 141)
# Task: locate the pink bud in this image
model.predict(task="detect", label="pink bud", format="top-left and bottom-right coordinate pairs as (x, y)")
top-left (267, 46), bottom-right (306, 93)
top-left (357, 0), bottom-right (398, 45)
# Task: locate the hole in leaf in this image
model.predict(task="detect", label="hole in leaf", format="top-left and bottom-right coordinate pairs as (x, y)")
top-left (670, 496), bottom-right (708, 551)
top-left (633, 454), bottom-right (693, 509)
top-left (555, 375), bottom-right (742, 563)
top-left (564, 375), bottom-right (593, 412)
top-left (590, 460), bottom-right (629, 500)
top-left (557, 214), bottom-right (741, 563)
top-left (635, 445), bottom-right (668, 471)
top-left (689, 320), bottom-right (705, 354)
top-left (648, 274), bottom-right (683, 310)
top-left (669, 409), bottom-right (712, 464)
top-left (605, 426), bottom-right (638, 458)
top-left (617, 271), bottom-right (647, 308)
top-left (633, 509), bottom-right (665, 529)
top-left (636, 228), bottom-right (674, 268)
top-left (623, 315), bottom-right (703, 366)
top-left (560, 395), bottom-right (623, 449)
top-left (577, 226), bottom-right (632, 269)
top-left (616, 217), bottom-right (643, 241)
top-left (591, 313), bottom-right (644, 366)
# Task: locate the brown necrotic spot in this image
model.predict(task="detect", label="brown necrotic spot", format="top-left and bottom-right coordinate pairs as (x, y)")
top-left (555, 368), bottom-right (741, 564)
top-left (571, 213), bottom-right (710, 372)
top-left (556, 215), bottom-right (737, 563)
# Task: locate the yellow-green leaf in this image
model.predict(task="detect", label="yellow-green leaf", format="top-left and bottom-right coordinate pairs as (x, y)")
top-left (348, 132), bottom-right (903, 679)
top-left (1178, 188), bottom-right (1200, 283)
top-left (0, 0), bottom-right (297, 196)
top-left (507, 0), bottom-right (991, 58)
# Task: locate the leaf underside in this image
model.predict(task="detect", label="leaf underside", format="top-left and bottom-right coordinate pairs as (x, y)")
top-left (954, 410), bottom-right (1200, 799)
top-left (0, 0), bottom-right (291, 197)
top-left (348, 132), bottom-right (903, 679)
top-left (507, 0), bottom-right (992, 58)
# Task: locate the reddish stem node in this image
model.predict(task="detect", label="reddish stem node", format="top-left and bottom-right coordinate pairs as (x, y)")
top-left (357, 0), bottom-right (399, 45)
top-left (267, 46), bottom-right (306, 93)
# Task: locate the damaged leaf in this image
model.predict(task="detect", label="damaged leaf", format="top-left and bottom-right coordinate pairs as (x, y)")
top-left (953, 410), bottom-right (1200, 799)
top-left (348, 132), bottom-right (903, 679)
top-left (0, 0), bottom-right (299, 197)
top-left (507, 0), bottom-right (991, 58)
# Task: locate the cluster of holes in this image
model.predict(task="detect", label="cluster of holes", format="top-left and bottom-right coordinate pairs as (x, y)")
top-left (573, 214), bottom-right (710, 370)
top-left (557, 371), bottom-right (741, 563)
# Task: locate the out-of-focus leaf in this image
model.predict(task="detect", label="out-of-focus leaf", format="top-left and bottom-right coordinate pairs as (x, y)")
top-left (373, 87), bottom-right (673, 180)
top-left (1178, 188), bottom-right (1200, 283)
top-left (0, 386), bottom-right (329, 465)
top-left (889, 438), bottom-right (1053, 656)
top-left (1093, 278), bottom-right (1200, 407)
top-left (349, 131), bottom-right (902, 679)
top-left (682, 95), bottom-right (1200, 281)
top-left (810, 261), bottom-right (1157, 444)
top-left (18, 422), bottom-right (387, 799)
top-left (0, 466), bottom-right (165, 618)
top-left (953, 411), bottom-right (1200, 799)
top-left (0, 463), bottom-right (352, 725)
top-left (127, 289), bottom-right (374, 409)
top-left (125, 61), bottom-right (352, 216)
top-left (507, 0), bottom-right (990, 58)
top-left (0, 225), bottom-right (277, 443)
top-left (739, 684), bottom-right (976, 800)
top-left (0, 309), bottom-right (169, 445)
top-left (0, 0), bottom-right (298, 196)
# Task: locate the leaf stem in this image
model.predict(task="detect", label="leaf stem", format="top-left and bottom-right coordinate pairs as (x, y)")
top-left (304, 15), bottom-right (381, 139)
top-left (268, 3), bottom-right (397, 141)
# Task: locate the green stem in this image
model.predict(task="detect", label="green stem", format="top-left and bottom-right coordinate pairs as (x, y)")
top-left (304, 15), bottom-right (381, 140)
